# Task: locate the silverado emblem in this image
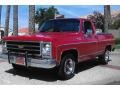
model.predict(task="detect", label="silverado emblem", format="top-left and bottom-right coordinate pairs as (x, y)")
top-left (18, 45), bottom-right (24, 49)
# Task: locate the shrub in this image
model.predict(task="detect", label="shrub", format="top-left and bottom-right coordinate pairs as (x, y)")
top-left (115, 37), bottom-right (120, 44)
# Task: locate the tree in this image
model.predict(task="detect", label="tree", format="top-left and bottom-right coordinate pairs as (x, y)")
top-left (35, 6), bottom-right (59, 27)
top-left (87, 11), bottom-right (104, 31)
top-left (104, 5), bottom-right (111, 33)
top-left (13, 5), bottom-right (18, 36)
top-left (29, 5), bottom-right (35, 35)
top-left (4, 5), bottom-right (11, 36)
top-left (110, 19), bottom-right (120, 29)
top-left (110, 13), bottom-right (120, 29)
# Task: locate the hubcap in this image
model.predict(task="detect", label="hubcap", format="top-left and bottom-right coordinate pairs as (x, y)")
top-left (64, 58), bottom-right (75, 75)
top-left (105, 50), bottom-right (110, 62)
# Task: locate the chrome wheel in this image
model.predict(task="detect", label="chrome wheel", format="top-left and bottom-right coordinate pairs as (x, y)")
top-left (64, 58), bottom-right (75, 75)
top-left (105, 50), bottom-right (110, 62)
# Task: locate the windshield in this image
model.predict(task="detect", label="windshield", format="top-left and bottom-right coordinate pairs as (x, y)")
top-left (39, 19), bottom-right (80, 32)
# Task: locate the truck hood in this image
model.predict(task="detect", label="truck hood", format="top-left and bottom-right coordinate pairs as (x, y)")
top-left (3, 32), bottom-right (80, 42)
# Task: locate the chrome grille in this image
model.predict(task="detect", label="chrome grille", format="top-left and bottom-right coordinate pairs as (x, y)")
top-left (6, 41), bottom-right (40, 56)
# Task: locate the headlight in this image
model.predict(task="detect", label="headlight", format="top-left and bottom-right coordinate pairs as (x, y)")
top-left (2, 40), bottom-right (7, 48)
top-left (42, 42), bottom-right (52, 58)
top-left (2, 41), bottom-right (7, 54)
top-left (3, 42), bottom-right (7, 48)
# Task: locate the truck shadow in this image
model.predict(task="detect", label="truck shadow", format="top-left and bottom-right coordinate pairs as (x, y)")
top-left (5, 59), bottom-right (102, 81)
top-left (76, 59), bottom-right (100, 73)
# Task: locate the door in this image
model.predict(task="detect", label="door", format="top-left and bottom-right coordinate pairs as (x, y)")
top-left (81, 20), bottom-right (98, 59)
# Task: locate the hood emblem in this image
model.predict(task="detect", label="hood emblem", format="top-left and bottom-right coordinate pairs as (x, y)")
top-left (18, 45), bottom-right (24, 49)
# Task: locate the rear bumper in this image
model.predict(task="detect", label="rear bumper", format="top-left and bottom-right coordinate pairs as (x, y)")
top-left (8, 52), bottom-right (57, 69)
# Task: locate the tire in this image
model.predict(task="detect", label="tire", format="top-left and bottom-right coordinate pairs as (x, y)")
top-left (58, 54), bottom-right (76, 80)
top-left (98, 49), bottom-right (111, 65)
top-left (12, 64), bottom-right (25, 71)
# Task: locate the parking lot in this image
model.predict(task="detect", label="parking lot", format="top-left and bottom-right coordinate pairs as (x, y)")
top-left (0, 49), bottom-right (120, 85)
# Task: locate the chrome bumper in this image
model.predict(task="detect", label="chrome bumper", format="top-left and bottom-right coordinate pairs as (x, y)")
top-left (28, 58), bottom-right (57, 68)
top-left (8, 52), bottom-right (56, 69)
top-left (9, 57), bottom-right (57, 69)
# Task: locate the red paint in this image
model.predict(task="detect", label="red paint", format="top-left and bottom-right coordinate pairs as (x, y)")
top-left (3, 18), bottom-right (115, 65)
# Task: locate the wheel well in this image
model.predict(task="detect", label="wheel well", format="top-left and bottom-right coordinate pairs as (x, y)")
top-left (61, 49), bottom-right (78, 63)
top-left (106, 45), bottom-right (112, 51)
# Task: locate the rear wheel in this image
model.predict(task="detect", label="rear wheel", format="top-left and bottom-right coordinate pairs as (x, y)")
top-left (98, 49), bottom-right (111, 64)
top-left (58, 54), bottom-right (76, 80)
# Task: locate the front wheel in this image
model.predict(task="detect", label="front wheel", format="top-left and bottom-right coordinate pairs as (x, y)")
top-left (98, 49), bottom-right (111, 64)
top-left (58, 54), bottom-right (76, 80)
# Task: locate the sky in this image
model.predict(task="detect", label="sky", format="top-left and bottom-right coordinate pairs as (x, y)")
top-left (1, 5), bottom-right (120, 30)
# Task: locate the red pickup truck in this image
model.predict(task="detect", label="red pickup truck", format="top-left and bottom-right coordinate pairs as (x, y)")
top-left (3, 18), bottom-right (115, 79)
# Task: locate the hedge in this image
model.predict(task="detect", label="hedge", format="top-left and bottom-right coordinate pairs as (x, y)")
top-left (116, 37), bottom-right (120, 44)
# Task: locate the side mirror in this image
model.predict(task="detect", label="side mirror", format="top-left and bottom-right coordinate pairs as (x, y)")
top-left (96, 29), bottom-right (102, 34)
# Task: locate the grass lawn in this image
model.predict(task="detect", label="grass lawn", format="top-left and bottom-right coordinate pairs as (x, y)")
top-left (116, 44), bottom-right (120, 49)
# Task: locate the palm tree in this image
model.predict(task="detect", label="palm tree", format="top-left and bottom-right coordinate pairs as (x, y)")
top-left (29, 5), bottom-right (35, 35)
top-left (4, 5), bottom-right (11, 36)
top-left (0, 5), bottom-right (2, 28)
top-left (13, 5), bottom-right (18, 36)
top-left (104, 5), bottom-right (111, 33)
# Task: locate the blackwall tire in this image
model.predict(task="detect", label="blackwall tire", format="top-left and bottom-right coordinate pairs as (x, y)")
top-left (98, 49), bottom-right (111, 65)
top-left (58, 54), bottom-right (76, 80)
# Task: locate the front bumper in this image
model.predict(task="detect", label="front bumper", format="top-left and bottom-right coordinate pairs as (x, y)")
top-left (8, 52), bottom-right (57, 69)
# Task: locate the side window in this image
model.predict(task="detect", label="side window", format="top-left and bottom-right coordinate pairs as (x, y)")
top-left (83, 21), bottom-right (93, 35)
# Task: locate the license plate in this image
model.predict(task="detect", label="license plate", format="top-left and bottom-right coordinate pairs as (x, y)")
top-left (16, 57), bottom-right (25, 65)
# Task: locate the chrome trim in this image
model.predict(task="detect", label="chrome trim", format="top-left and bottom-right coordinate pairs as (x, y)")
top-left (57, 39), bottom-right (114, 48)
top-left (9, 56), bottom-right (56, 69)
top-left (28, 58), bottom-right (56, 68)
top-left (41, 42), bottom-right (52, 59)
top-left (79, 50), bottom-right (104, 58)
top-left (6, 40), bottom-right (40, 42)
top-left (40, 41), bottom-right (43, 56)
top-left (7, 44), bottom-right (40, 47)
top-left (59, 48), bottom-right (79, 63)
top-left (57, 42), bottom-right (97, 47)
top-left (10, 52), bottom-right (41, 57)
top-left (6, 41), bottom-right (41, 56)
top-left (7, 47), bottom-right (40, 51)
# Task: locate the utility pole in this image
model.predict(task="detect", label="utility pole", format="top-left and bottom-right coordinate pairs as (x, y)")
top-left (13, 5), bottom-right (18, 36)
top-left (104, 5), bottom-right (111, 33)
top-left (29, 5), bottom-right (35, 35)
top-left (4, 5), bottom-right (11, 36)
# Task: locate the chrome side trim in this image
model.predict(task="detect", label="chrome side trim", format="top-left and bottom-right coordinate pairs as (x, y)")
top-left (57, 41), bottom-right (98, 47)
top-left (79, 50), bottom-right (104, 58)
